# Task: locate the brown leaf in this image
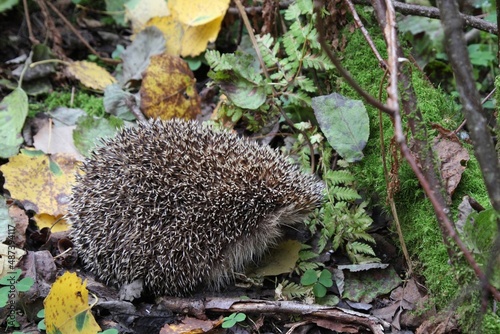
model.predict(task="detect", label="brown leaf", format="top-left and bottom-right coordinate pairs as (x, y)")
top-left (433, 136), bottom-right (470, 196)
top-left (140, 53), bottom-right (200, 120)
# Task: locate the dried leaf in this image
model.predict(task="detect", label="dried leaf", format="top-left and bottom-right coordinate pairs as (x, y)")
top-left (140, 54), bottom-right (200, 120)
top-left (66, 61), bottom-right (116, 91)
top-left (433, 136), bottom-right (470, 196)
top-left (125, 0), bottom-right (170, 33)
top-left (0, 149), bottom-right (80, 217)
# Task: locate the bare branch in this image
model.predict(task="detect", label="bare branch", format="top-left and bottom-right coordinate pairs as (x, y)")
top-left (352, 0), bottom-right (497, 34)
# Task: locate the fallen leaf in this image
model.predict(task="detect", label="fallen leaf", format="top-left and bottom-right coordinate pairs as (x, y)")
top-left (0, 87), bottom-right (28, 158)
top-left (145, 0), bottom-right (230, 57)
top-left (248, 240), bottom-right (302, 277)
top-left (44, 272), bottom-right (101, 334)
top-left (66, 61), bottom-right (116, 91)
top-left (72, 115), bottom-right (124, 157)
top-left (125, 0), bottom-right (170, 33)
top-left (140, 53), bottom-right (200, 120)
top-left (33, 120), bottom-right (84, 160)
top-left (0, 244), bottom-right (26, 278)
top-left (433, 136), bottom-right (470, 196)
top-left (312, 93), bottom-right (369, 162)
top-left (342, 266), bottom-right (402, 303)
top-left (119, 26), bottom-right (166, 83)
top-left (0, 149), bottom-right (80, 217)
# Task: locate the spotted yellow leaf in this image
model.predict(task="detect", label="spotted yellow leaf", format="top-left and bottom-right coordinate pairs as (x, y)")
top-left (44, 272), bottom-right (101, 334)
top-left (0, 149), bottom-right (80, 217)
top-left (140, 53), bottom-right (200, 120)
top-left (66, 61), bottom-right (116, 91)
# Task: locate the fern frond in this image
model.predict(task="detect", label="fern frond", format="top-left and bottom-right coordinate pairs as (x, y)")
top-left (330, 186), bottom-right (361, 201)
top-left (280, 280), bottom-right (311, 299)
top-left (348, 241), bottom-right (376, 256)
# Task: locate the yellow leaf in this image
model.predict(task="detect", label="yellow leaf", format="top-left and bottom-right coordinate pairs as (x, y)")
top-left (34, 214), bottom-right (69, 233)
top-left (66, 61), bottom-right (116, 91)
top-left (44, 272), bottom-right (101, 334)
top-left (145, 0), bottom-right (229, 57)
top-left (168, 0), bottom-right (230, 26)
top-left (147, 16), bottom-right (183, 56)
top-left (140, 54), bottom-right (200, 120)
top-left (125, 0), bottom-right (170, 33)
top-left (0, 150), bottom-right (80, 217)
top-left (181, 16), bottom-right (225, 57)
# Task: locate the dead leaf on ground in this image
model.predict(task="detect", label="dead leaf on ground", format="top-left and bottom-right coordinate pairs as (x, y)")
top-left (160, 316), bottom-right (220, 333)
top-left (140, 53), bottom-right (200, 120)
top-left (433, 136), bottom-right (470, 196)
top-left (44, 272), bottom-right (101, 334)
top-left (0, 149), bottom-right (80, 217)
top-left (66, 61), bottom-right (116, 91)
top-left (125, 0), bottom-right (170, 33)
top-left (33, 119), bottom-right (84, 160)
top-left (144, 0), bottom-right (230, 57)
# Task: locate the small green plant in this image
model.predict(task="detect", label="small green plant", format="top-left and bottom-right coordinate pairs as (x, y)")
top-left (300, 269), bottom-right (333, 298)
top-left (222, 312), bottom-right (247, 328)
top-left (205, 0), bottom-right (333, 131)
top-left (36, 308), bottom-right (46, 331)
top-left (0, 269), bottom-right (34, 331)
top-left (0, 269), bottom-right (34, 307)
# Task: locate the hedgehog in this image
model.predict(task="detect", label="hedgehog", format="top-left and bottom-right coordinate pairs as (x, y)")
top-left (69, 119), bottom-right (324, 297)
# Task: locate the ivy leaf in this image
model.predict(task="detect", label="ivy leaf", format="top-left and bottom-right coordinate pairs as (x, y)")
top-left (312, 93), bottom-right (369, 162)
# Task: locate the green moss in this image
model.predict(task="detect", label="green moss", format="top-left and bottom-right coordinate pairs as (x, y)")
top-left (44, 91), bottom-right (105, 117)
top-left (335, 19), bottom-right (495, 326)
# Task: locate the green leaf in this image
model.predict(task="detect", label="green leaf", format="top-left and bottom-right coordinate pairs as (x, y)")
top-left (0, 286), bottom-right (9, 307)
top-left (318, 269), bottom-right (333, 287)
top-left (313, 282), bottom-right (327, 297)
top-left (73, 115), bottom-right (124, 157)
top-left (234, 313), bottom-right (246, 322)
top-left (312, 93), bottom-right (369, 162)
top-left (38, 319), bottom-right (46, 331)
top-left (0, 88), bottom-right (29, 158)
top-left (16, 277), bottom-right (35, 292)
top-left (0, 0), bottom-right (18, 13)
top-left (301, 269), bottom-right (318, 285)
top-left (0, 269), bottom-right (22, 285)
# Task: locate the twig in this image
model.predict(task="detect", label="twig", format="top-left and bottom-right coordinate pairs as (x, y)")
top-left (438, 0), bottom-right (500, 302)
top-left (234, 0), bottom-right (317, 173)
top-left (23, 0), bottom-right (40, 44)
top-left (344, 0), bottom-right (386, 69)
top-left (454, 87), bottom-right (496, 134)
top-left (233, 0), bottom-right (269, 80)
top-left (313, 1), bottom-right (395, 116)
top-left (160, 297), bottom-right (389, 334)
top-left (352, 0), bottom-right (497, 34)
top-left (44, 0), bottom-right (119, 65)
